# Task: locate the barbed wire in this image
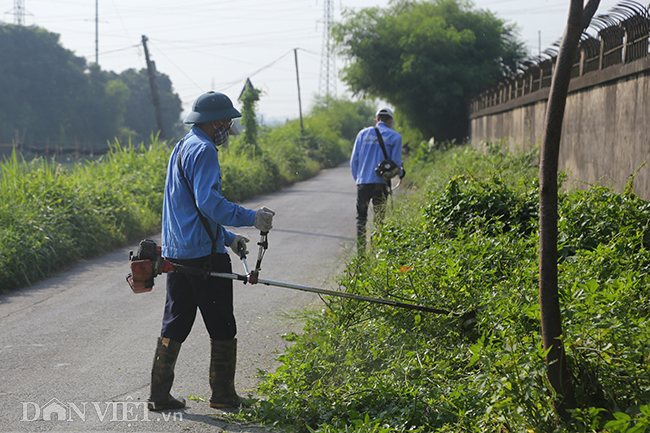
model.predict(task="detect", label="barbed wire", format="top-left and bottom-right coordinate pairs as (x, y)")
top-left (470, 0), bottom-right (650, 113)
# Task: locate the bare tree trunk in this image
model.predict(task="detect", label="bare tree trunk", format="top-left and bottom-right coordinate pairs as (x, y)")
top-left (539, 0), bottom-right (599, 420)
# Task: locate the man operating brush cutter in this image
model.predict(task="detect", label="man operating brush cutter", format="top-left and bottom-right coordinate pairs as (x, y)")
top-left (129, 234), bottom-right (478, 352)
top-left (147, 91), bottom-right (276, 411)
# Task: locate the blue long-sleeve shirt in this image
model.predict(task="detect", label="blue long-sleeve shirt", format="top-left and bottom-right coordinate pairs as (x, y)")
top-left (350, 122), bottom-right (402, 185)
top-left (161, 126), bottom-right (256, 259)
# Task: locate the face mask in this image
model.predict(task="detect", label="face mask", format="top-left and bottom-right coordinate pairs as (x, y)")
top-left (212, 123), bottom-right (230, 147)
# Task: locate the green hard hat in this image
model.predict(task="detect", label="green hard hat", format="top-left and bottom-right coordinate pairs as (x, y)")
top-left (184, 91), bottom-right (242, 124)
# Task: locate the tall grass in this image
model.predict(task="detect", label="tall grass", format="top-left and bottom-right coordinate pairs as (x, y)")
top-left (0, 140), bottom-right (169, 292)
top-left (0, 109), bottom-right (356, 293)
top-left (237, 143), bottom-right (650, 433)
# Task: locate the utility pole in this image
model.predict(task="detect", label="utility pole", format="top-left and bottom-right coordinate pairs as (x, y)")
top-left (85, 0), bottom-right (103, 63)
top-left (294, 48), bottom-right (304, 134)
top-left (142, 35), bottom-right (166, 140)
top-left (319, 0), bottom-right (336, 100)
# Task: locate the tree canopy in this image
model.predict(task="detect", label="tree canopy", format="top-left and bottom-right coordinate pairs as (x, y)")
top-left (119, 68), bottom-right (184, 142)
top-left (309, 96), bottom-right (377, 142)
top-left (332, 0), bottom-right (526, 142)
top-left (0, 24), bottom-right (182, 147)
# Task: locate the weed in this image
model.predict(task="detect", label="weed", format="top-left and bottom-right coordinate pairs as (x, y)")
top-left (238, 143), bottom-right (650, 433)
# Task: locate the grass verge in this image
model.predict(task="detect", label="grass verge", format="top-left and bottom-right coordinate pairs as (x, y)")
top-left (231, 143), bottom-right (650, 432)
top-left (0, 121), bottom-right (352, 293)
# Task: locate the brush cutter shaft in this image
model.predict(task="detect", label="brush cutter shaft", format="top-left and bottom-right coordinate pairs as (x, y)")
top-left (258, 277), bottom-right (451, 314)
top-left (208, 271), bottom-right (450, 315)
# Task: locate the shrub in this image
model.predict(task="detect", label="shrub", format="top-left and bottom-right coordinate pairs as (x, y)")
top-left (237, 144), bottom-right (650, 433)
top-left (0, 140), bottom-right (168, 292)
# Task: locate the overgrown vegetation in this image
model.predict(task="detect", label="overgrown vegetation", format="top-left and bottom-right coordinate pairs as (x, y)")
top-left (236, 143), bottom-right (650, 432)
top-left (0, 140), bottom-right (168, 292)
top-left (0, 97), bottom-right (374, 292)
top-left (333, 0), bottom-right (527, 141)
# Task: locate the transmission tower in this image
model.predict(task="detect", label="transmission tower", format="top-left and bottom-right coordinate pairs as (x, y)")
top-left (95, 0), bottom-right (99, 64)
top-left (318, 0), bottom-right (337, 99)
top-left (8, 0), bottom-right (26, 25)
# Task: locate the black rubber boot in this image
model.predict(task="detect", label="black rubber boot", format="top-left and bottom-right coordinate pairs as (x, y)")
top-left (147, 337), bottom-right (186, 411)
top-left (209, 338), bottom-right (248, 408)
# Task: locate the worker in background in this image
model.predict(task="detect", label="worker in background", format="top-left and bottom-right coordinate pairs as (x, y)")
top-left (350, 107), bottom-right (404, 251)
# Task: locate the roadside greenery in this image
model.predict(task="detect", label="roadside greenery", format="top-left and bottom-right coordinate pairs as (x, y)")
top-left (333, 0), bottom-right (527, 142)
top-left (238, 143), bottom-right (650, 432)
top-left (0, 97), bottom-right (372, 292)
top-left (0, 140), bottom-right (168, 292)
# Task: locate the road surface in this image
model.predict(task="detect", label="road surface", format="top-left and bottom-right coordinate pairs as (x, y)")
top-left (0, 163), bottom-right (357, 432)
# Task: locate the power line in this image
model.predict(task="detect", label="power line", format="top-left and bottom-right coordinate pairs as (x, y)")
top-left (219, 49), bottom-right (294, 91)
top-left (98, 44), bottom-right (140, 56)
top-left (147, 39), bottom-right (203, 92)
top-left (298, 47), bottom-right (320, 56)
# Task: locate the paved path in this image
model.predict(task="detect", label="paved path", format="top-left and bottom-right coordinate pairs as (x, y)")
top-left (0, 163), bottom-right (356, 432)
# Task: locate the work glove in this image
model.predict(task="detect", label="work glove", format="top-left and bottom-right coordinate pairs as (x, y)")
top-left (254, 206), bottom-right (275, 232)
top-left (229, 234), bottom-right (250, 258)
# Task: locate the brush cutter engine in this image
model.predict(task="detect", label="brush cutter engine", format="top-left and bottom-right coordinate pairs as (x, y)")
top-left (126, 239), bottom-right (174, 293)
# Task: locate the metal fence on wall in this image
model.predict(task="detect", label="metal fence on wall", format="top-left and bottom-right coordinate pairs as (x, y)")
top-left (469, 1), bottom-right (650, 114)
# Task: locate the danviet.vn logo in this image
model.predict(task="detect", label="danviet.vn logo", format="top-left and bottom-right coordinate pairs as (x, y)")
top-left (21, 397), bottom-right (183, 423)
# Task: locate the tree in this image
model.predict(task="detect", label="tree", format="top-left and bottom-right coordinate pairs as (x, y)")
top-left (74, 65), bottom-right (131, 144)
top-left (118, 68), bottom-right (184, 143)
top-left (238, 79), bottom-right (261, 155)
top-left (333, 0), bottom-right (526, 142)
top-left (0, 25), bottom-right (183, 147)
top-left (538, 0), bottom-right (600, 421)
top-left (309, 96), bottom-right (376, 142)
top-left (0, 25), bottom-right (89, 145)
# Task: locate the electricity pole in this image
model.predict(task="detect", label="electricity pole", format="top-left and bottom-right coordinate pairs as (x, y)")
top-left (294, 48), bottom-right (304, 134)
top-left (142, 35), bottom-right (166, 140)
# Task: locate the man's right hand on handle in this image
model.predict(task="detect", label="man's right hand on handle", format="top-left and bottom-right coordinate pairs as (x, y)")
top-left (254, 206), bottom-right (275, 232)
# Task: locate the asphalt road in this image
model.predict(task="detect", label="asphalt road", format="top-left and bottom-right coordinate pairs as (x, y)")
top-left (0, 163), bottom-right (357, 432)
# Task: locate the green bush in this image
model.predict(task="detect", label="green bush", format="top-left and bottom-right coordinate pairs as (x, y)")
top-left (423, 173), bottom-right (538, 236)
top-left (0, 140), bottom-right (168, 291)
top-left (220, 143), bottom-right (281, 203)
top-left (237, 144), bottom-right (650, 433)
top-left (256, 120), bottom-right (320, 185)
top-left (559, 182), bottom-right (650, 253)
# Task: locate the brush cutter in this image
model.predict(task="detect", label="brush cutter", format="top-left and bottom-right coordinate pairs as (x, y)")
top-left (126, 235), bottom-right (477, 328)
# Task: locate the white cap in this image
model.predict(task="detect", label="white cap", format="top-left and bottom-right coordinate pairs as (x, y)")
top-left (375, 107), bottom-right (393, 119)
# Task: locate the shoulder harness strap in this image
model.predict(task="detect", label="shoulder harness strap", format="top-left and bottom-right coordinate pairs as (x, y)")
top-left (177, 140), bottom-right (219, 258)
top-left (374, 126), bottom-right (389, 160)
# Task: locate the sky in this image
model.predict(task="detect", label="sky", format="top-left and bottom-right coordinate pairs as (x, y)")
top-left (2, 0), bottom-right (628, 123)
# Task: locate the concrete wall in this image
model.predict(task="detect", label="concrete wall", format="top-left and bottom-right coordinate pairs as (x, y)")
top-left (470, 56), bottom-right (650, 200)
